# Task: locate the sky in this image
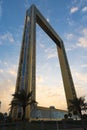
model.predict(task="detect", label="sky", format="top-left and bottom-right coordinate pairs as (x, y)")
top-left (0, 0), bottom-right (87, 113)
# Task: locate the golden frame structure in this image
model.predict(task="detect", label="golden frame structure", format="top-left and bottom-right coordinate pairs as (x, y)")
top-left (13, 5), bottom-right (77, 120)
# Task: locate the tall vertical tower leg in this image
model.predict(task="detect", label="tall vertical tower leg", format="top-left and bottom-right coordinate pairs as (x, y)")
top-left (57, 41), bottom-right (77, 109)
top-left (11, 14), bottom-right (28, 119)
top-left (25, 5), bottom-right (36, 120)
top-left (12, 5), bottom-right (36, 120)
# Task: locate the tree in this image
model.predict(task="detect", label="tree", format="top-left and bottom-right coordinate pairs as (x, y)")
top-left (0, 112), bottom-right (4, 121)
top-left (0, 101), bottom-right (1, 108)
top-left (68, 97), bottom-right (87, 118)
top-left (64, 114), bottom-right (68, 119)
top-left (81, 114), bottom-right (87, 120)
top-left (9, 99), bottom-right (18, 117)
top-left (68, 112), bottom-right (72, 118)
top-left (10, 89), bottom-right (37, 120)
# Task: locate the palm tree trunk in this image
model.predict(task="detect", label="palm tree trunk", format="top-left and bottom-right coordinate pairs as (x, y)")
top-left (22, 106), bottom-right (26, 120)
top-left (78, 107), bottom-right (82, 118)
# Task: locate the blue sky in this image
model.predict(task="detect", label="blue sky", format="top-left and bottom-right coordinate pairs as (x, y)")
top-left (0, 0), bottom-right (87, 113)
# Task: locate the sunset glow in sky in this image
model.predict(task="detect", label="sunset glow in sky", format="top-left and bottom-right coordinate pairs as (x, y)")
top-left (0, 0), bottom-right (87, 113)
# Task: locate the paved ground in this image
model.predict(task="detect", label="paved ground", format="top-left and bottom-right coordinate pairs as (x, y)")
top-left (60, 128), bottom-right (87, 130)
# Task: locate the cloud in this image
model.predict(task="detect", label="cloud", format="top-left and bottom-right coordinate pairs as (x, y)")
top-left (73, 71), bottom-right (87, 99)
top-left (81, 64), bottom-right (87, 68)
top-left (0, 63), bottom-right (17, 113)
top-left (0, 83), bottom-right (15, 113)
top-left (7, 69), bottom-right (17, 77)
top-left (3, 62), bottom-right (8, 66)
top-left (65, 33), bottom-right (74, 40)
top-left (67, 18), bottom-right (74, 26)
top-left (70, 7), bottom-right (78, 13)
top-left (46, 18), bottom-right (50, 22)
top-left (74, 72), bottom-right (87, 84)
top-left (45, 48), bottom-right (57, 59)
top-left (0, 32), bottom-right (14, 44)
top-left (82, 6), bottom-right (87, 12)
top-left (82, 28), bottom-right (87, 36)
top-left (66, 47), bottom-right (75, 52)
top-left (36, 76), bottom-right (44, 84)
top-left (24, 0), bottom-right (30, 9)
top-left (39, 43), bottom-right (45, 48)
top-left (7, 65), bottom-right (17, 78)
top-left (65, 28), bottom-right (87, 49)
top-left (36, 84), bottom-right (67, 110)
top-left (77, 37), bottom-right (87, 47)
top-left (77, 28), bottom-right (87, 48)
top-left (0, 69), bottom-right (3, 73)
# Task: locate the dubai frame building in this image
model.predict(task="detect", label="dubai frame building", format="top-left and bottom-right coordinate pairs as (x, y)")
top-left (12, 5), bottom-right (77, 120)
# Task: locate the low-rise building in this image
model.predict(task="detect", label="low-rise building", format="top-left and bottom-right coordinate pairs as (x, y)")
top-left (30, 106), bottom-right (67, 120)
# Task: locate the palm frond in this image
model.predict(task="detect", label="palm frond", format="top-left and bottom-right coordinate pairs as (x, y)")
top-left (27, 91), bottom-right (32, 100)
top-left (69, 96), bottom-right (87, 117)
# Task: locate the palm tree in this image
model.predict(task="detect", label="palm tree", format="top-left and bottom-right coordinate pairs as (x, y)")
top-left (68, 96), bottom-right (87, 118)
top-left (0, 112), bottom-right (4, 121)
top-left (10, 89), bottom-right (37, 120)
top-left (0, 101), bottom-right (1, 108)
top-left (9, 99), bottom-right (18, 117)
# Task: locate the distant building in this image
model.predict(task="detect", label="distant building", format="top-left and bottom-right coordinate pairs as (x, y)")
top-left (31, 106), bottom-right (67, 120)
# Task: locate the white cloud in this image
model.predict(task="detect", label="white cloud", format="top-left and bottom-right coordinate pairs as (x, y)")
top-left (7, 70), bottom-right (17, 77)
top-left (67, 17), bottom-right (74, 26)
top-left (0, 32), bottom-right (14, 44)
top-left (77, 28), bottom-right (87, 48)
top-left (0, 64), bottom-right (17, 112)
top-left (81, 64), bottom-right (87, 68)
top-left (45, 48), bottom-right (57, 59)
top-left (3, 62), bottom-right (8, 66)
top-left (24, 0), bottom-right (29, 9)
top-left (7, 65), bottom-right (17, 77)
top-left (0, 69), bottom-right (3, 73)
top-left (64, 28), bottom-right (87, 49)
top-left (77, 37), bottom-right (87, 47)
top-left (82, 28), bottom-right (87, 36)
top-left (72, 70), bottom-right (87, 100)
top-left (70, 7), bottom-right (78, 13)
top-left (0, 84), bottom-right (15, 113)
top-left (82, 6), bottom-right (87, 12)
top-left (36, 76), bottom-right (44, 84)
top-left (39, 43), bottom-right (45, 48)
top-left (36, 84), bottom-right (67, 110)
top-left (65, 33), bottom-right (74, 40)
top-left (66, 47), bottom-right (73, 52)
top-left (46, 18), bottom-right (50, 22)
top-left (74, 72), bottom-right (87, 84)
top-left (47, 52), bottom-right (57, 59)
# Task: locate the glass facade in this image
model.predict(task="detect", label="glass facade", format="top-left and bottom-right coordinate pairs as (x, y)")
top-left (21, 19), bottom-right (30, 90)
